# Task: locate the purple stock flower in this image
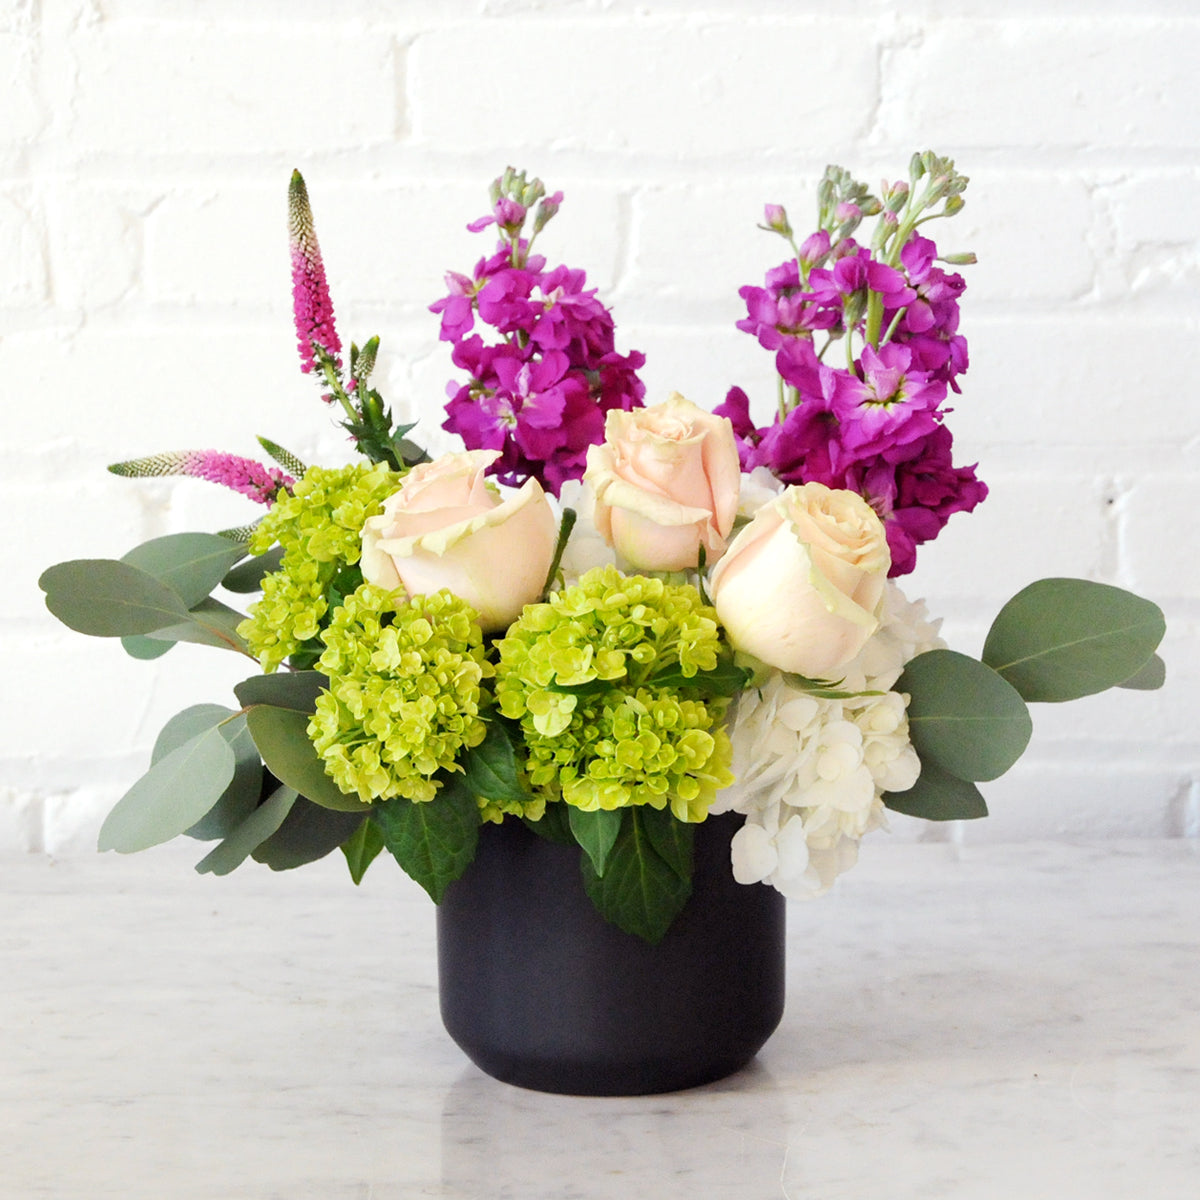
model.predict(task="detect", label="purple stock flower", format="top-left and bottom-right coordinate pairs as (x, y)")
top-left (287, 171), bottom-right (341, 375)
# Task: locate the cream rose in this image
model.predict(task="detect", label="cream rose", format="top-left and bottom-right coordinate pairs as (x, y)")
top-left (709, 482), bottom-right (890, 677)
top-left (360, 449), bottom-right (558, 632)
top-left (583, 393), bottom-right (741, 572)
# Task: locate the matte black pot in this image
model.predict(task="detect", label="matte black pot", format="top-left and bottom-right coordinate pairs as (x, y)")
top-left (436, 811), bottom-right (786, 1096)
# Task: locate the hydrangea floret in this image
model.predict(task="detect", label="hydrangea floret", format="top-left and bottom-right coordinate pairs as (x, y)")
top-left (238, 461), bottom-right (402, 671)
top-left (495, 566), bottom-right (735, 822)
top-left (308, 585), bottom-right (491, 804)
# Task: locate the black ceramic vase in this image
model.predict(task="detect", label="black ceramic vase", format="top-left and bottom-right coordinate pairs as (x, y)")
top-left (436, 811), bottom-right (786, 1096)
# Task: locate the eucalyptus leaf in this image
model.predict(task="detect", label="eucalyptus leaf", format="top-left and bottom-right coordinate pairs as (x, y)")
top-left (234, 670), bottom-right (328, 713)
top-left (40, 559), bottom-right (191, 637)
top-left (122, 533), bottom-right (246, 608)
top-left (98, 721), bottom-right (236, 853)
top-left (372, 777), bottom-right (479, 902)
top-left (883, 758), bottom-right (989, 821)
top-left (186, 714), bottom-right (264, 841)
top-left (194, 784), bottom-right (298, 876)
top-left (145, 598), bottom-right (250, 654)
top-left (1118, 653), bottom-right (1166, 691)
top-left (251, 799), bottom-right (365, 871)
top-left (342, 818), bottom-right (386, 885)
top-left (151, 704), bottom-right (238, 763)
top-left (222, 546), bottom-right (285, 593)
top-left (244, 705), bottom-right (365, 812)
top-left (982, 578), bottom-right (1166, 703)
top-left (899, 649), bottom-right (1032, 782)
top-left (581, 808), bottom-right (693, 944)
top-left (568, 807), bottom-right (623, 876)
top-left (460, 720), bottom-right (533, 806)
top-left (121, 634), bottom-right (174, 661)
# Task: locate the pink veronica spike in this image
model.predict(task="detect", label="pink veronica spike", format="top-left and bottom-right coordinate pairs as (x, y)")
top-left (108, 450), bottom-right (293, 505)
top-left (288, 169), bottom-right (342, 374)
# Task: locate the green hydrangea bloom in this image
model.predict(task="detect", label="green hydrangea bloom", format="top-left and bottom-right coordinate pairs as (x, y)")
top-left (495, 566), bottom-right (733, 822)
top-left (238, 461), bottom-right (401, 671)
top-left (307, 585), bottom-right (492, 804)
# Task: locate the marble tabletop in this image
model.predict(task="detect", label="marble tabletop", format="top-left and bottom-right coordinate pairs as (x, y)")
top-left (2, 839), bottom-right (1197, 1200)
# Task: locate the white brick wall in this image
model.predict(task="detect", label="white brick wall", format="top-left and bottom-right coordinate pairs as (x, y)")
top-left (5, 0), bottom-right (1197, 854)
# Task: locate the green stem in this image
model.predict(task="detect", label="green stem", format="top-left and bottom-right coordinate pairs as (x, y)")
top-left (880, 306), bottom-right (907, 347)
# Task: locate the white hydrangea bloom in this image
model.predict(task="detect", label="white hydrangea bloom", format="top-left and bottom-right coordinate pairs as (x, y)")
top-left (556, 480), bottom-right (616, 585)
top-left (717, 582), bottom-right (941, 899)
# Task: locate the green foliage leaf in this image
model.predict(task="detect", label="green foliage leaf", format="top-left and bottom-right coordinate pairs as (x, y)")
top-left (234, 670), bottom-right (327, 713)
top-left (982, 578), bottom-right (1166, 703)
top-left (40, 559), bottom-right (191, 636)
top-left (1118, 652), bottom-right (1166, 691)
top-left (222, 546), bottom-right (285, 593)
top-left (122, 533), bottom-right (246, 608)
top-left (244, 704), bottom-right (366, 812)
top-left (899, 649), bottom-right (1032, 782)
top-left (568, 806), bottom-right (623, 876)
top-left (371, 777), bottom-right (480, 902)
top-left (523, 801), bottom-right (574, 844)
top-left (883, 757), bottom-right (989, 821)
top-left (98, 720), bottom-right (236, 853)
top-left (341, 818), bottom-right (386, 885)
top-left (186, 713), bottom-right (263, 841)
top-left (121, 634), bottom-right (174, 661)
top-left (460, 720), bottom-right (534, 805)
top-left (581, 808), bottom-right (694, 944)
top-left (648, 658), bottom-right (753, 696)
top-left (194, 784), bottom-right (298, 876)
top-left (251, 800), bottom-right (365, 871)
top-left (145, 598), bottom-right (250, 654)
top-left (151, 704), bottom-right (237, 762)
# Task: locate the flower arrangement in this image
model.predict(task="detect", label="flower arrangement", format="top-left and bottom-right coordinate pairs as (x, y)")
top-left (40, 154), bottom-right (1165, 944)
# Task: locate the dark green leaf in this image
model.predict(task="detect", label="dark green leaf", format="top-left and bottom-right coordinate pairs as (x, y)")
top-left (372, 777), bottom-right (480, 902)
top-left (244, 705), bottom-right (365, 812)
top-left (568, 807), bottom-right (623, 876)
top-left (186, 713), bottom-right (263, 841)
top-left (641, 805), bottom-right (695, 881)
top-left (234, 670), bottom-right (328, 713)
top-left (1118, 653), bottom-right (1166, 691)
top-left (121, 634), bottom-right (174, 661)
top-left (899, 649), bottom-right (1033, 782)
top-left (40, 559), bottom-right (191, 636)
top-left (98, 721), bottom-right (236, 853)
top-left (222, 546), bottom-right (285, 593)
top-left (541, 507), bottom-right (577, 595)
top-left (523, 801), bottom-right (574, 844)
top-left (780, 671), bottom-right (885, 700)
top-left (883, 757), bottom-right (989, 821)
top-left (545, 677), bottom-right (618, 698)
top-left (145, 598), bottom-right (250, 654)
top-left (251, 799), bottom-right (365, 870)
top-left (460, 720), bottom-right (534, 805)
top-left (194, 784), bottom-right (298, 876)
top-left (648, 658), bottom-right (753, 696)
top-left (581, 808), bottom-right (693, 944)
top-left (982, 578), bottom-right (1166, 703)
top-left (341, 819), bottom-right (386, 884)
top-left (122, 533), bottom-right (246, 608)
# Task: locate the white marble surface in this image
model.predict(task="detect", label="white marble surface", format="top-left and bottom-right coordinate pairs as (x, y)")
top-left (2, 839), bottom-right (1198, 1200)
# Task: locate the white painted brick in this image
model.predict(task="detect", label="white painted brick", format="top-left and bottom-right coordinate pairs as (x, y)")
top-left (952, 316), bottom-right (1198, 452)
top-left (1102, 170), bottom-right (1200, 304)
top-left (0, 31), bottom-right (42, 144)
top-left (410, 20), bottom-right (879, 156)
top-left (0, 190), bottom-right (48, 305)
top-left (0, 789), bottom-right (43, 854)
top-left (45, 185), bottom-right (146, 309)
top-left (1122, 478), bottom-right (1200, 598)
top-left (880, 19), bottom-right (1200, 149)
top-left (68, 23), bottom-right (397, 154)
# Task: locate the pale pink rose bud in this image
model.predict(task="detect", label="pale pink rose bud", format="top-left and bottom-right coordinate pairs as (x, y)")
top-left (584, 393), bottom-right (742, 572)
top-left (709, 482), bottom-right (890, 677)
top-left (360, 450), bottom-right (558, 632)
